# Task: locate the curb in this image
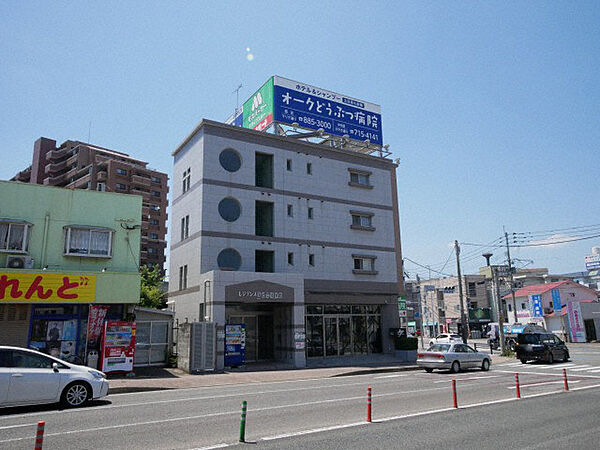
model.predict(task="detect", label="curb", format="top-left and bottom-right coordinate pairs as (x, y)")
top-left (108, 365), bottom-right (421, 395)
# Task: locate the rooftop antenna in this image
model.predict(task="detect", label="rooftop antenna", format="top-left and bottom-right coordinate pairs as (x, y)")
top-left (87, 121), bottom-right (92, 143)
top-left (232, 84), bottom-right (243, 113)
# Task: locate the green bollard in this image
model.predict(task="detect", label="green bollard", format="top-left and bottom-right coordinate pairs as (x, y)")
top-left (239, 400), bottom-right (247, 443)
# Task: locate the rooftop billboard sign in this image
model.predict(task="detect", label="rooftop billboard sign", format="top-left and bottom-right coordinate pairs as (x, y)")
top-left (585, 254), bottom-right (600, 270)
top-left (240, 76), bottom-right (383, 145)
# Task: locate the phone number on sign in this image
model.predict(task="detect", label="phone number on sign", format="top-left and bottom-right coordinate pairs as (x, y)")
top-left (297, 116), bottom-right (332, 129)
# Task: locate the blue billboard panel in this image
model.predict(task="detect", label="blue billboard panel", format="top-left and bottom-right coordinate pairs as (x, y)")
top-left (530, 294), bottom-right (543, 317)
top-left (551, 288), bottom-right (561, 313)
top-left (272, 76), bottom-right (383, 145)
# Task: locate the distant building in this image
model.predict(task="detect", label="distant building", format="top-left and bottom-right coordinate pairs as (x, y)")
top-left (418, 275), bottom-right (490, 336)
top-left (503, 280), bottom-right (600, 342)
top-left (11, 137), bottom-right (168, 270)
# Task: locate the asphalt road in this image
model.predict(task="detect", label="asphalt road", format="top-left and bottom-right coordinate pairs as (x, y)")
top-left (2, 351), bottom-right (600, 450)
top-left (258, 388), bottom-right (600, 450)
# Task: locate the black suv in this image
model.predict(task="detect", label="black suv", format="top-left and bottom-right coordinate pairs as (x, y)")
top-left (515, 332), bottom-right (569, 364)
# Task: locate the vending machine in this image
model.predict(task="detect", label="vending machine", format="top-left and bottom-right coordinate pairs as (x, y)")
top-left (224, 324), bottom-right (245, 367)
top-left (100, 320), bottom-right (136, 373)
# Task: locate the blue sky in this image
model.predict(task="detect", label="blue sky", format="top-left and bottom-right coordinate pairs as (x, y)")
top-left (1, 1), bottom-right (599, 277)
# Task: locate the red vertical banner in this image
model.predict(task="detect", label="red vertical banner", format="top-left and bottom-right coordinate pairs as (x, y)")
top-left (100, 321), bottom-right (136, 373)
top-left (87, 305), bottom-right (110, 343)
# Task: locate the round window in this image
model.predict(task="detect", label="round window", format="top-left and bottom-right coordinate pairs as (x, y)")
top-left (219, 148), bottom-right (241, 172)
top-left (218, 197), bottom-right (241, 222)
top-left (217, 248), bottom-right (242, 271)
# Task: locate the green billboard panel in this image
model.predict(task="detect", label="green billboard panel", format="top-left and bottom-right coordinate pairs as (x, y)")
top-left (243, 77), bottom-right (274, 131)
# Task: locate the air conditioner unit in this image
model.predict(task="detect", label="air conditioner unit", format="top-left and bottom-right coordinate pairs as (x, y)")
top-left (6, 255), bottom-right (34, 269)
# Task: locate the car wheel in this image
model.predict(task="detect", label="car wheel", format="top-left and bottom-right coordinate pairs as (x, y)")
top-left (450, 361), bottom-right (460, 373)
top-left (508, 340), bottom-right (516, 351)
top-left (520, 358), bottom-right (527, 364)
top-left (563, 351), bottom-right (570, 362)
top-left (546, 352), bottom-right (554, 364)
top-left (425, 368), bottom-right (434, 373)
top-left (61, 382), bottom-right (90, 407)
top-left (481, 359), bottom-right (490, 372)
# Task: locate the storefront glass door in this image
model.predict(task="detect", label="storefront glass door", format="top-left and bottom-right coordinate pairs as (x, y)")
top-left (305, 305), bottom-right (382, 358)
top-left (228, 315), bottom-right (273, 362)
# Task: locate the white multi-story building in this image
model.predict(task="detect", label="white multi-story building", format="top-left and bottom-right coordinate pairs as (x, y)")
top-left (168, 120), bottom-right (403, 369)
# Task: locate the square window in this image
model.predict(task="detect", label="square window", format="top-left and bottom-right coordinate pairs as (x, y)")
top-left (286, 159), bottom-right (292, 171)
top-left (287, 204), bottom-right (293, 217)
top-left (64, 227), bottom-right (112, 257)
top-left (0, 222), bottom-right (30, 253)
top-left (306, 162), bottom-right (312, 175)
top-left (309, 254), bottom-right (315, 266)
top-left (287, 252), bottom-right (294, 266)
top-left (349, 171), bottom-right (371, 187)
top-left (308, 207), bottom-right (314, 219)
top-left (116, 168), bottom-right (128, 176)
top-left (116, 183), bottom-right (127, 190)
top-left (353, 256), bottom-right (375, 272)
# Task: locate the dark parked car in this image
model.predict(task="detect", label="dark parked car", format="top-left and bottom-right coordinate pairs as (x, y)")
top-left (515, 332), bottom-right (569, 364)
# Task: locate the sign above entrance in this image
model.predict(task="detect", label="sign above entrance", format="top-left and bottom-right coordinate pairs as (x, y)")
top-left (0, 273), bottom-right (96, 303)
top-left (225, 280), bottom-right (295, 303)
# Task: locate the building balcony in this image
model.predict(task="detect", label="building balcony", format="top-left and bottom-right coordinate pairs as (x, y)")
top-left (132, 174), bottom-right (151, 187)
top-left (44, 160), bottom-right (67, 174)
top-left (65, 152), bottom-right (79, 167)
top-left (97, 170), bottom-right (107, 182)
top-left (47, 148), bottom-right (69, 162)
top-left (131, 188), bottom-right (151, 202)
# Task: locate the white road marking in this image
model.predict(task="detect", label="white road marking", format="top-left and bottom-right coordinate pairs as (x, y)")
top-left (585, 368), bottom-right (600, 373)
top-left (570, 366), bottom-right (594, 372)
top-left (507, 380), bottom-right (580, 389)
top-left (548, 363), bottom-right (578, 369)
top-left (434, 375), bottom-right (499, 383)
top-left (374, 374), bottom-right (408, 379)
top-left (498, 362), bottom-right (522, 367)
top-left (0, 422), bottom-right (37, 431)
top-left (496, 369), bottom-right (600, 379)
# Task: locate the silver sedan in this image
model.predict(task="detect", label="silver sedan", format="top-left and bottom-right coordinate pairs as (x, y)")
top-left (417, 343), bottom-right (491, 373)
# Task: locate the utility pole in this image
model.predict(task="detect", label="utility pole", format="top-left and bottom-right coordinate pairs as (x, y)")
top-left (416, 274), bottom-right (425, 349)
top-left (490, 264), bottom-right (506, 354)
top-left (455, 240), bottom-right (469, 344)
top-left (505, 231), bottom-right (518, 323)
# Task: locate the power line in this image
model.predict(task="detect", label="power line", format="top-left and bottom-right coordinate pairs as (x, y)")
top-left (404, 257), bottom-right (454, 277)
top-left (512, 232), bottom-right (600, 248)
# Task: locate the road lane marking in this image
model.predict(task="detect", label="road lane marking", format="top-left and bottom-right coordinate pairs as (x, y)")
top-left (585, 368), bottom-right (600, 373)
top-left (0, 422), bottom-right (37, 431)
top-left (496, 369), bottom-right (600, 379)
top-left (434, 375), bottom-right (499, 383)
top-left (570, 366), bottom-right (594, 371)
top-left (374, 374), bottom-right (408, 379)
top-left (507, 380), bottom-right (581, 389)
top-left (548, 364), bottom-right (577, 369)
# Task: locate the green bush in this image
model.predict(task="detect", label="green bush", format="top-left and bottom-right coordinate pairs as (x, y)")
top-left (395, 336), bottom-right (418, 351)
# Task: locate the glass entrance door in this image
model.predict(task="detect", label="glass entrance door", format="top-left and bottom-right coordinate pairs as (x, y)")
top-left (228, 315), bottom-right (273, 362)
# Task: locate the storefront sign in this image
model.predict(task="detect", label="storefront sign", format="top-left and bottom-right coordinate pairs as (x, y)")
top-left (224, 324), bottom-right (245, 367)
top-left (225, 280), bottom-right (294, 303)
top-left (0, 273), bottom-right (96, 303)
top-left (551, 288), bottom-right (562, 312)
top-left (567, 302), bottom-right (586, 343)
top-left (87, 305), bottom-right (110, 345)
top-left (100, 321), bottom-right (136, 373)
top-left (530, 294), bottom-right (543, 318)
top-left (294, 331), bottom-right (305, 350)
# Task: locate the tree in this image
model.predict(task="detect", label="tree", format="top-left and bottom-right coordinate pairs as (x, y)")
top-left (139, 265), bottom-right (166, 309)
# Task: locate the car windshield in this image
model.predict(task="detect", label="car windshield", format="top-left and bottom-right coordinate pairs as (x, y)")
top-left (518, 334), bottom-right (541, 344)
top-left (428, 344), bottom-right (451, 352)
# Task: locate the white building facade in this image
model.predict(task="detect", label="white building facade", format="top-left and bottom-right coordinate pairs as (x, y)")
top-left (168, 120), bottom-right (404, 369)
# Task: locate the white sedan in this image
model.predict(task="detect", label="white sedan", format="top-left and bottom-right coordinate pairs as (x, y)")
top-left (417, 343), bottom-right (491, 373)
top-left (429, 333), bottom-right (463, 347)
top-left (0, 346), bottom-right (109, 408)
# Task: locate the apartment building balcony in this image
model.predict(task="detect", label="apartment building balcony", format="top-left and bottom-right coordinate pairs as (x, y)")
top-left (44, 160), bottom-right (67, 174)
top-left (47, 148), bottom-right (69, 161)
top-left (131, 188), bottom-right (151, 202)
top-left (43, 174), bottom-right (67, 186)
top-left (97, 170), bottom-right (107, 182)
top-left (66, 173), bottom-right (91, 189)
top-left (65, 152), bottom-right (79, 167)
top-left (131, 174), bottom-right (151, 187)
